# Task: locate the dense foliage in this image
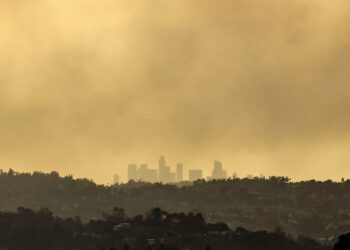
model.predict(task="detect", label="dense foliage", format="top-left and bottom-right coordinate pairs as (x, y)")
top-left (0, 170), bottom-right (349, 243)
top-left (333, 233), bottom-right (350, 250)
top-left (0, 207), bottom-right (332, 250)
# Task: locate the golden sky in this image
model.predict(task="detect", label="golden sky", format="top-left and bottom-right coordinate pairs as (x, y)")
top-left (1, 0), bottom-right (350, 183)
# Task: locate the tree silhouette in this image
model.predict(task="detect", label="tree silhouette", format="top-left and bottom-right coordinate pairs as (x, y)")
top-left (334, 233), bottom-right (350, 250)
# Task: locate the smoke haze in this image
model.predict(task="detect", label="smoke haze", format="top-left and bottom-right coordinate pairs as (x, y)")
top-left (1, 0), bottom-right (350, 182)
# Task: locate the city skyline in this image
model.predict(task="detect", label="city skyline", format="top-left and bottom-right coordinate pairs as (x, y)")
top-left (123, 156), bottom-right (228, 183)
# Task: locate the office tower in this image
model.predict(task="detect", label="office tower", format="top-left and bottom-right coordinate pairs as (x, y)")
top-left (113, 174), bottom-right (120, 184)
top-left (189, 169), bottom-right (203, 181)
top-left (128, 164), bottom-right (138, 181)
top-left (162, 166), bottom-right (172, 183)
top-left (170, 172), bottom-right (176, 183)
top-left (159, 155), bottom-right (172, 183)
top-left (138, 164), bottom-right (149, 181)
top-left (158, 155), bottom-right (165, 181)
top-left (212, 160), bottom-right (228, 179)
top-left (159, 155), bottom-right (166, 170)
top-left (176, 163), bottom-right (183, 182)
top-left (147, 169), bottom-right (158, 183)
top-left (139, 164), bottom-right (158, 183)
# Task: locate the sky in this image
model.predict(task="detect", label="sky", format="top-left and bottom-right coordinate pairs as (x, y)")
top-left (0, 0), bottom-right (350, 183)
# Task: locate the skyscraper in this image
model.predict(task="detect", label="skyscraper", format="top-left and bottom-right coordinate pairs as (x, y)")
top-left (189, 169), bottom-right (203, 181)
top-left (212, 161), bottom-right (227, 179)
top-left (128, 164), bottom-right (138, 181)
top-left (176, 163), bottom-right (183, 182)
top-left (113, 174), bottom-right (120, 184)
top-left (127, 156), bottom-right (178, 183)
top-left (159, 155), bottom-right (166, 170)
top-left (138, 164), bottom-right (149, 181)
top-left (138, 163), bottom-right (158, 183)
top-left (147, 169), bottom-right (158, 183)
top-left (158, 155), bottom-right (172, 183)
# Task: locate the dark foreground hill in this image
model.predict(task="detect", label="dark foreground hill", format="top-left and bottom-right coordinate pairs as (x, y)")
top-left (0, 207), bottom-right (333, 250)
top-left (0, 170), bottom-right (349, 243)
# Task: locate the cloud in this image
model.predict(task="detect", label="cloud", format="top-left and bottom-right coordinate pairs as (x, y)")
top-left (0, 0), bottom-right (350, 182)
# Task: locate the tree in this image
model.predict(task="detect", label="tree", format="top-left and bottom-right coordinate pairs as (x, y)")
top-left (334, 233), bottom-right (350, 250)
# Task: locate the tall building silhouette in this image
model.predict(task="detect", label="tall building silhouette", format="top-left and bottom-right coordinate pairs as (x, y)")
top-left (158, 155), bottom-right (173, 183)
top-left (189, 169), bottom-right (202, 181)
top-left (147, 169), bottom-right (158, 182)
top-left (138, 164), bottom-right (149, 182)
top-left (128, 164), bottom-right (138, 181)
top-left (113, 174), bottom-right (119, 184)
top-left (211, 161), bottom-right (227, 179)
top-left (159, 155), bottom-right (166, 170)
top-left (138, 164), bottom-right (158, 183)
top-left (158, 155), bottom-right (166, 181)
top-left (176, 163), bottom-right (183, 182)
top-left (126, 156), bottom-right (198, 183)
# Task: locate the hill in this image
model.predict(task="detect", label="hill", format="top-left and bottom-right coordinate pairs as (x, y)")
top-left (0, 169), bottom-right (349, 243)
top-left (0, 207), bottom-right (331, 250)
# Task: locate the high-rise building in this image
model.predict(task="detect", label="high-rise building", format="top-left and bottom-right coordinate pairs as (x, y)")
top-left (176, 163), bottom-right (183, 182)
top-left (127, 156), bottom-right (180, 183)
top-left (138, 164), bottom-right (149, 181)
top-left (128, 164), bottom-right (138, 181)
top-left (159, 155), bottom-right (166, 170)
top-left (189, 169), bottom-right (203, 181)
top-left (158, 155), bottom-right (173, 183)
top-left (170, 172), bottom-right (176, 183)
top-left (211, 160), bottom-right (227, 179)
top-left (162, 166), bottom-right (173, 183)
top-left (113, 174), bottom-right (120, 184)
top-left (158, 156), bottom-right (165, 181)
top-left (147, 169), bottom-right (158, 183)
top-left (138, 164), bottom-right (158, 183)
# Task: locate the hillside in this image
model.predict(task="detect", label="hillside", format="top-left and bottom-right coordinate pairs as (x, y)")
top-left (0, 170), bottom-right (349, 242)
top-left (0, 207), bottom-right (331, 250)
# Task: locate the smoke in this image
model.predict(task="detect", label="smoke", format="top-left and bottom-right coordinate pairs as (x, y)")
top-left (0, 0), bottom-right (350, 182)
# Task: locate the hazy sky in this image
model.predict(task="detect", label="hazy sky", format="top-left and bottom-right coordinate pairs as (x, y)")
top-left (1, 0), bottom-right (350, 183)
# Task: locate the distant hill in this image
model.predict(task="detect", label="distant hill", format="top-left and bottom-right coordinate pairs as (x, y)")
top-left (0, 169), bottom-right (349, 243)
top-left (0, 206), bottom-right (331, 250)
